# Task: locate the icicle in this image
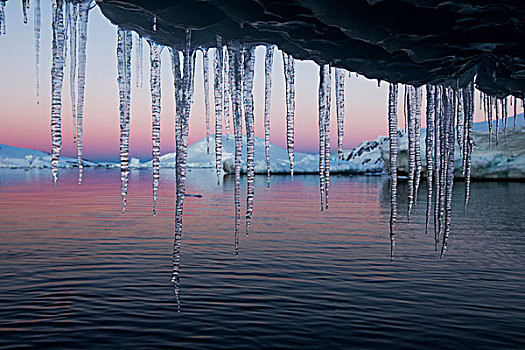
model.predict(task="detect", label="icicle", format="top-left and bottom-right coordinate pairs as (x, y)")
top-left (495, 97), bottom-right (500, 145)
top-left (441, 87), bottom-right (456, 259)
top-left (318, 64), bottom-right (330, 212)
top-left (213, 39), bottom-right (223, 184)
top-left (503, 97), bottom-right (508, 146)
top-left (425, 85), bottom-right (435, 235)
top-left (464, 82), bottom-right (474, 210)
top-left (335, 68), bottom-right (345, 165)
top-left (324, 67), bottom-right (331, 211)
top-left (413, 86), bottom-right (422, 211)
top-left (438, 88), bottom-right (449, 243)
top-left (117, 28), bottom-right (132, 213)
top-left (264, 45), bottom-right (275, 187)
top-left (0, 1), bottom-right (6, 35)
top-left (388, 83), bottom-right (399, 260)
top-left (135, 35), bottom-right (143, 88)
top-left (456, 88), bottom-right (464, 153)
top-left (513, 96), bottom-right (517, 132)
top-left (229, 42), bottom-right (243, 256)
top-left (407, 86), bottom-right (416, 220)
top-left (22, 0), bottom-right (29, 24)
top-left (243, 46), bottom-right (256, 234)
top-left (172, 29), bottom-right (195, 310)
top-left (34, 0), bottom-right (41, 103)
top-left (203, 48), bottom-right (211, 154)
top-left (69, 2), bottom-right (78, 145)
top-left (282, 52), bottom-right (295, 178)
top-left (51, 0), bottom-right (66, 186)
top-left (433, 86), bottom-right (442, 250)
top-left (404, 86), bottom-right (408, 132)
top-left (487, 95), bottom-right (493, 148)
top-left (149, 40), bottom-right (163, 215)
top-left (223, 45), bottom-right (231, 139)
top-left (75, 1), bottom-right (89, 184)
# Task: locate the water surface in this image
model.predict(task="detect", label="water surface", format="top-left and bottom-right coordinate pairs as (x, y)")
top-left (1, 169), bottom-right (524, 349)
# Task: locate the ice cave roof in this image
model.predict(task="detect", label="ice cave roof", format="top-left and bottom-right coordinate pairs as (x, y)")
top-left (97, 0), bottom-right (525, 98)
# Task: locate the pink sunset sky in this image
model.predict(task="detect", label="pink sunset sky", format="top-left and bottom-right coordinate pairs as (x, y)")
top-left (0, 1), bottom-right (486, 161)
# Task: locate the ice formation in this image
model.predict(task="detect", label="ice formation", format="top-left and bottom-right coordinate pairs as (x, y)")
top-left (213, 39), bottom-right (223, 184)
top-left (149, 40), bottom-right (163, 215)
top-left (283, 52), bottom-right (295, 178)
top-left (117, 27), bottom-right (132, 213)
top-left (243, 46), bottom-right (256, 234)
top-left (51, 0), bottom-right (66, 186)
top-left (264, 45), bottom-right (275, 186)
top-left (3, 2), bottom-right (525, 309)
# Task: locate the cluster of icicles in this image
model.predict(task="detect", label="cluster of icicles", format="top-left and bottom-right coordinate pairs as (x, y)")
top-left (3, 0), bottom-right (525, 310)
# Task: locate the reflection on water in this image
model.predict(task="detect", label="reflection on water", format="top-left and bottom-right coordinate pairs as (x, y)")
top-left (0, 168), bottom-right (524, 348)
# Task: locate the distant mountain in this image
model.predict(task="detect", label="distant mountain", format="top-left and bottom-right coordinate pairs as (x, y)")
top-left (0, 143), bottom-right (98, 168)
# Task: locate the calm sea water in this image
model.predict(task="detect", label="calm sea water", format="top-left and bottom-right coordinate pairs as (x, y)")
top-left (0, 168), bottom-right (524, 349)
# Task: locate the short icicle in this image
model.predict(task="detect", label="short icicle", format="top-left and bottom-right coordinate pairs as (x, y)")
top-left (335, 68), bottom-right (345, 164)
top-left (282, 52), bottom-right (295, 178)
top-left (116, 28), bottom-right (133, 213)
top-left (513, 96), bottom-right (517, 132)
top-left (213, 39), bottom-right (223, 184)
top-left (223, 45), bottom-right (231, 139)
top-left (243, 46), bottom-right (256, 234)
top-left (51, 0), bottom-right (66, 186)
top-left (149, 40), bottom-right (163, 215)
top-left (22, 0), bottom-right (29, 24)
top-left (425, 85), bottom-right (435, 235)
top-left (388, 83), bottom-right (399, 260)
top-left (264, 45), bottom-right (275, 187)
top-left (203, 48), bottom-right (211, 154)
top-left (75, 1), bottom-right (89, 184)
top-left (0, 1), bottom-right (6, 35)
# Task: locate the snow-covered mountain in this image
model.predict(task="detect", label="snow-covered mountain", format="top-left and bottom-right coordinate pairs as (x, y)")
top-left (0, 143), bottom-right (98, 168)
top-left (146, 135), bottom-right (384, 174)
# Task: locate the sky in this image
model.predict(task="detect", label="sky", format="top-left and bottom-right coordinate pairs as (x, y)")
top-left (0, 1), bottom-right (487, 162)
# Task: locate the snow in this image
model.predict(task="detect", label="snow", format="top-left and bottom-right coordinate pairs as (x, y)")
top-left (0, 143), bottom-right (97, 168)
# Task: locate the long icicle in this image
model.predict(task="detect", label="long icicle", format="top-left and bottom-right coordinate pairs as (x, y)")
top-left (172, 30), bottom-right (195, 310)
top-left (149, 40), bottom-right (163, 215)
top-left (324, 66), bottom-right (331, 211)
top-left (264, 45), bottom-right (275, 187)
top-left (229, 42), bottom-right (243, 256)
top-left (513, 96), bottom-right (517, 132)
top-left (413, 86), bottom-right (422, 211)
top-left (213, 40), bottom-right (223, 184)
top-left (283, 52), bottom-right (295, 178)
top-left (438, 87), bottom-right (448, 241)
top-left (34, 0), bottom-right (41, 103)
top-left (69, 2), bottom-right (77, 145)
top-left (117, 28), bottom-right (132, 213)
top-left (51, 0), bottom-right (66, 186)
top-left (407, 86), bottom-right (416, 220)
top-left (335, 68), bottom-right (345, 164)
top-left (433, 86), bottom-right (442, 250)
top-left (503, 97), bottom-right (508, 146)
top-left (425, 85), bottom-right (435, 235)
top-left (441, 87), bottom-right (456, 259)
top-left (318, 64), bottom-right (330, 212)
top-left (244, 46), bottom-right (256, 234)
top-left (495, 97), bottom-right (499, 145)
top-left (388, 83), bottom-right (399, 260)
top-left (464, 82), bottom-right (474, 210)
top-left (75, 1), bottom-right (89, 184)
top-left (203, 48), bottom-right (211, 154)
